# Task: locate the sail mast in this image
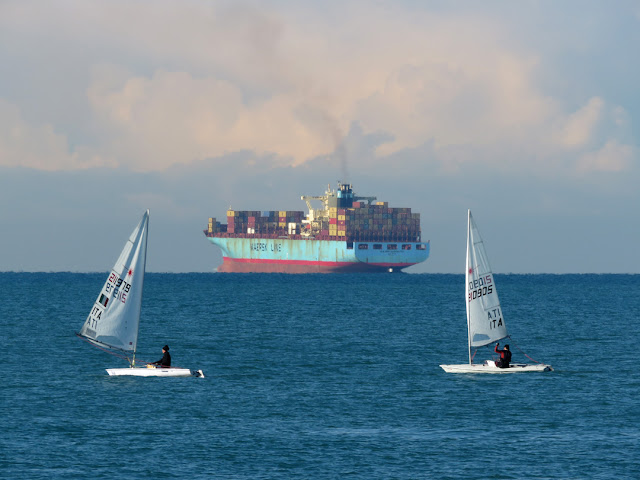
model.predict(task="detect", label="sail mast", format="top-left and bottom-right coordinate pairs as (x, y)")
top-left (132, 209), bottom-right (149, 367)
top-left (466, 209), bottom-right (472, 365)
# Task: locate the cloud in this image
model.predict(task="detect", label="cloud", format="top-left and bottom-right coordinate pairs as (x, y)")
top-left (575, 140), bottom-right (634, 174)
top-left (76, 4), bottom-right (560, 173)
top-left (0, 0), bottom-right (637, 179)
top-left (87, 68), bottom-right (342, 171)
top-left (552, 97), bottom-right (634, 174)
top-left (0, 99), bottom-right (116, 170)
top-left (559, 97), bottom-right (604, 148)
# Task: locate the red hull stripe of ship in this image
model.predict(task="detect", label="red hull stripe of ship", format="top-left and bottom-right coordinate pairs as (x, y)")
top-left (217, 257), bottom-right (416, 273)
top-left (223, 257), bottom-right (414, 267)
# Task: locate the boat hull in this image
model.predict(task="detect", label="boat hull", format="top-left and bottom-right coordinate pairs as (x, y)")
top-left (208, 237), bottom-right (430, 273)
top-left (440, 361), bottom-right (552, 374)
top-left (106, 367), bottom-right (205, 377)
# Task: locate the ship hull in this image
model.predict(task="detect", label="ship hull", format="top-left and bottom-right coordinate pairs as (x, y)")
top-left (208, 237), bottom-right (429, 273)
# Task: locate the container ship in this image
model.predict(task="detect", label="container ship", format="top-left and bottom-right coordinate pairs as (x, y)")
top-left (204, 183), bottom-right (430, 273)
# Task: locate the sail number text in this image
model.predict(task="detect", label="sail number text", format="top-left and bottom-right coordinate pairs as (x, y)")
top-left (105, 273), bottom-right (131, 302)
top-left (468, 275), bottom-right (493, 302)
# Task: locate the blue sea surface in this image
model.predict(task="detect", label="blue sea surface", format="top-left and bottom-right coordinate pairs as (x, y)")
top-left (1, 273), bottom-right (639, 479)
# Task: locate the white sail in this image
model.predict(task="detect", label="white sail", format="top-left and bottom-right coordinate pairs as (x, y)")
top-left (466, 210), bottom-right (507, 350)
top-left (78, 210), bottom-right (149, 352)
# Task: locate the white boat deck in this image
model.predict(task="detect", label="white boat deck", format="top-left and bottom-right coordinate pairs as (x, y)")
top-left (440, 360), bottom-right (552, 374)
top-left (106, 367), bottom-right (205, 377)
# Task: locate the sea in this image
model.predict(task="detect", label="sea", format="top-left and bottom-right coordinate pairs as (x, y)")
top-left (1, 272), bottom-right (639, 479)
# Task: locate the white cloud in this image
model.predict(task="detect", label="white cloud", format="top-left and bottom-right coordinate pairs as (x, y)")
top-left (575, 140), bottom-right (634, 174)
top-left (87, 69), bottom-right (337, 171)
top-left (559, 97), bottom-right (604, 148)
top-left (0, 1), bottom-right (637, 178)
top-left (77, 4), bottom-right (562, 173)
top-left (0, 99), bottom-right (115, 170)
top-left (551, 97), bottom-right (635, 174)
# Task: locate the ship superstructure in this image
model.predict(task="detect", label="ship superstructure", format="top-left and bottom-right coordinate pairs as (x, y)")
top-left (204, 183), bottom-right (429, 273)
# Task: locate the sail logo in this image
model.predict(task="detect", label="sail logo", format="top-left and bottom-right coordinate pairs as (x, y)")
top-left (487, 307), bottom-right (503, 329)
top-left (99, 294), bottom-right (109, 307)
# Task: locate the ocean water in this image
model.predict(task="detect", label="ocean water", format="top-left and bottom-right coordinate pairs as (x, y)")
top-left (1, 272), bottom-right (639, 479)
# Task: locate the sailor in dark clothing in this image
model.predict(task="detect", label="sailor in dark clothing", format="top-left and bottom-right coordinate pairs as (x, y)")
top-left (494, 343), bottom-right (511, 368)
top-left (150, 345), bottom-right (171, 367)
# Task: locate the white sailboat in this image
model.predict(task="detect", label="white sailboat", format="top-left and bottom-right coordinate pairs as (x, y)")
top-left (440, 210), bottom-right (552, 374)
top-left (77, 210), bottom-right (204, 378)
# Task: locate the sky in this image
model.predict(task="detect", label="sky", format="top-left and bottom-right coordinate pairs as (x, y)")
top-left (1, 0), bottom-right (639, 274)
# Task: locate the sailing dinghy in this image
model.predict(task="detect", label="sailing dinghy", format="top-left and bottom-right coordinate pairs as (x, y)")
top-left (440, 210), bottom-right (552, 374)
top-left (77, 210), bottom-right (204, 378)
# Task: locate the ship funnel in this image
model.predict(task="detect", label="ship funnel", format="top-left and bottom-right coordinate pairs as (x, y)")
top-left (336, 182), bottom-right (354, 208)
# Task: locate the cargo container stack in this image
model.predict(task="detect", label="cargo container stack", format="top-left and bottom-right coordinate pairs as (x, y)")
top-left (341, 203), bottom-right (420, 242)
top-left (225, 210), bottom-right (304, 236)
top-left (207, 217), bottom-right (224, 234)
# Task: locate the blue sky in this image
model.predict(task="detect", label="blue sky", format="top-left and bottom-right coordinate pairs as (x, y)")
top-left (1, 0), bottom-right (638, 273)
